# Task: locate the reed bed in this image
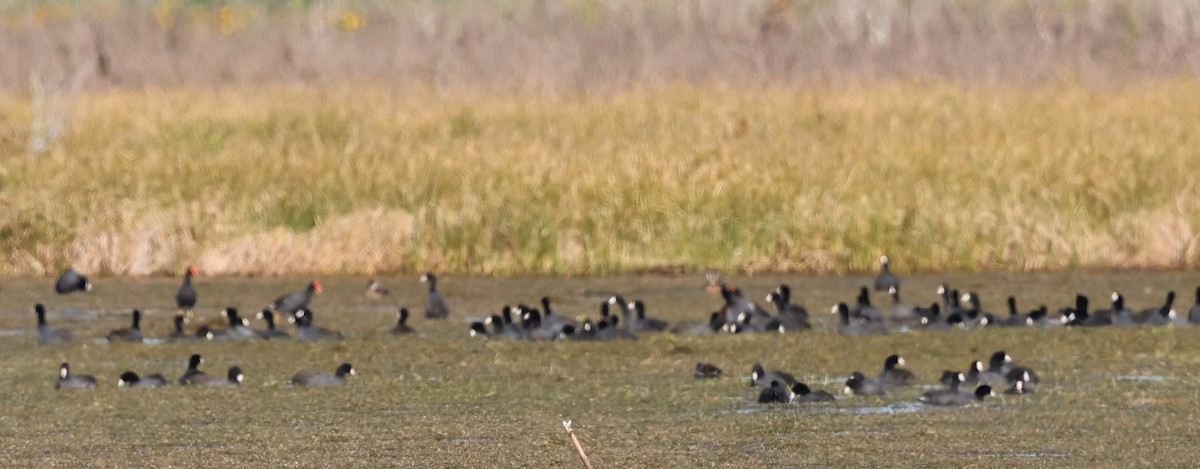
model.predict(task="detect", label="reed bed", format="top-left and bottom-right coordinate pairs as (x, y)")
top-left (2, 82), bottom-right (1199, 276)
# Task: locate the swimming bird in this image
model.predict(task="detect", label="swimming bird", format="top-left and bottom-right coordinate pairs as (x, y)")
top-left (178, 354), bottom-right (206, 384)
top-left (751, 363), bottom-right (797, 388)
top-left (988, 351), bottom-right (1041, 384)
top-left (873, 255), bottom-right (899, 292)
top-left (107, 309), bottom-right (144, 343)
top-left (291, 363), bottom-right (355, 387)
top-left (694, 363), bottom-right (722, 379)
top-left (55, 268), bottom-right (92, 294)
top-left (766, 285), bottom-right (811, 330)
top-left (118, 371), bottom-right (169, 389)
top-left (420, 273), bottom-right (450, 319)
top-left (256, 309), bottom-right (291, 339)
top-left (190, 367), bottom-right (243, 387)
top-left (269, 280), bottom-right (323, 318)
top-left (1004, 377), bottom-right (1034, 395)
top-left (390, 308), bottom-right (416, 335)
top-left (1190, 287), bottom-right (1200, 324)
top-left (920, 384), bottom-right (993, 406)
top-left (34, 303), bottom-right (75, 345)
top-left (165, 314), bottom-right (196, 341)
top-left (468, 321), bottom-right (490, 338)
top-left (886, 285), bottom-right (917, 328)
top-left (56, 362), bottom-right (97, 390)
top-left (627, 300), bottom-right (668, 332)
top-left (365, 278), bottom-right (390, 299)
top-left (844, 371), bottom-right (886, 396)
top-left (852, 287), bottom-right (885, 323)
top-left (878, 354), bottom-right (915, 388)
top-left (959, 292), bottom-right (995, 329)
top-left (1134, 291), bottom-right (1176, 326)
top-left (176, 265), bottom-right (198, 315)
top-left (719, 285), bottom-right (770, 325)
top-left (206, 307), bottom-right (262, 341)
top-left (757, 380), bottom-right (792, 404)
top-left (834, 303), bottom-right (886, 336)
top-left (791, 383), bottom-right (836, 403)
top-left (291, 309), bottom-right (345, 341)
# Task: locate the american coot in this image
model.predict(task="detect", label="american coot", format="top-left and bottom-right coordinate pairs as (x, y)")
top-left (107, 309), bottom-right (144, 343)
top-left (1004, 378), bottom-right (1034, 395)
top-left (878, 354), bottom-right (915, 387)
top-left (34, 304), bottom-right (76, 345)
top-left (176, 265), bottom-right (198, 315)
top-left (886, 286), bottom-right (917, 328)
top-left (291, 309), bottom-right (345, 341)
top-left (420, 273), bottom-right (450, 319)
top-left (166, 314), bottom-right (196, 342)
top-left (843, 371), bottom-right (885, 396)
top-left (999, 297), bottom-right (1028, 327)
top-left (959, 292), bottom-right (995, 329)
top-left (751, 363), bottom-right (797, 388)
top-left (1189, 287), bottom-right (1200, 324)
top-left (468, 322), bottom-right (490, 338)
top-left (190, 367), bottom-right (243, 387)
top-left (694, 363), bottom-right (722, 379)
top-left (765, 285), bottom-right (811, 330)
top-left (291, 363), bottom-right (355, 387)
top-left (989, 351), bottom-right (1041, 384)
top-left (852, 287), bottom-right (884, 323)
top-left (540, 297), bottom-right (579, 331)
top-left (269, 281), bottom-right (323, 317)
top-left (834, 303), bottom-right (886, 336)
top-left (256, 309), bottom-right (291, 339)
top-left (757, 380), bottom-right (792, 404)
top-left (719, 285), bottom-right (770, 325)
top-left (365, 278), bottom-right (390, 299)
top-left (178, 354), bottom-right (206, 384)
top-left (118, 371), bottom-right (169, 389)
top-left (207, 307), bottom-right (263, 341)
top-left (1134, 291), bottom-right (1176, 326)
top-left (389, 308), bottom-right (415, 335)
top-left (938, 371), bottom-right (965, 391)
top-left (791, 383), bottom-right (836, 403)
top-left (55, 268), bottom-right (92, 294)
top-left (627, 300), bottom-right (668, 332)
top-left (920, 385), bottom-right (993, 406)
top-left (873, 255), bottom-right (900, 292)
top-left (56, 362), bottom-right (97, 390)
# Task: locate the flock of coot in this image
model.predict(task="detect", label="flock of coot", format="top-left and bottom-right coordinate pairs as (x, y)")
top-left (31, 258), bottom-right (1200, 408)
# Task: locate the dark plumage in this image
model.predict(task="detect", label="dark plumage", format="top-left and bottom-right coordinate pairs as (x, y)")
top-left (291, 309), bottom-right (344, 341)
top-left (269, 280), bottom-right (323, 316)
top-left (420, 273), bottom-right (450, 319)
top-left (189, 367), bottom-right (243, 387)
top-left (56, 362), bottom-right (96, 390)
top-left (719, 285), bottom-right (770, 325)
top-left (107, 309), bottom-right (144, 343)
top-left (878, 354), bottom-right (915, 387)
top-left (757, 380), bottom-right (792, 404)
top-left (694, 362), bottom-right (722, 379)
top-left (175, 265), bottom-right (198, 312)
top-left (834, 302), bottom-right (885, 336)
top-left (766, 285), bottom-right (811, 330)
top-left (178, 354), bottom-right (206, 385)
top-left (118, 371), bottom-right (169, 389)
top-left (791, 383), bottom-right (836, 402)
top-left (873, 255), bottom-right (900, 292)
top-left (34, 303), bottom-right (75, 345)
top-left (256, 309), bottom-right (291, 339)
top-left (627, 300), bottom-right (668, 332)
top-left (920, 385), bottom-right (993, 406)
top-left (843, 371), bottom-right (885, 396)
top-left (166, 314), bottom-right (196, 341)
top-left (1189, 287), bottom-right (1200, 324)
top-left (751, 363), bottom-right (797, 388)
top-left (390, 308), bottom-right (415, 335)
top-left (55, 268), bottom-right (92, 294)
top-left (291, 363), bottom-right (355, 387)
top-left (206, 307), bottom-right (262, 341)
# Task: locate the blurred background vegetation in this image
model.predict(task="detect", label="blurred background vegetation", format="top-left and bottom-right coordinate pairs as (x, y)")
top-left (1, 0), bottom-right (1199, 276)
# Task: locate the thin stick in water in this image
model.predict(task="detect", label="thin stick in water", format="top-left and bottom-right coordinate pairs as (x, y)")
top-left (562, 419), bottom-right (594, 469)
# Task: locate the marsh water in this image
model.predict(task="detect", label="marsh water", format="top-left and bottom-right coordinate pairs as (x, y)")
top-left (2, 270), bottom-right (1200, 466)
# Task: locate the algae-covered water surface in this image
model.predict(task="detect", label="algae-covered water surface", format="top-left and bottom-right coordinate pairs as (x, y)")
top-left (1, 271), bottom-right (1198, 467)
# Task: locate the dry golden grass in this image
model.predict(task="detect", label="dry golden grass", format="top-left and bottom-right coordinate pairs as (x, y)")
top-left (2, 82), bottom-right (1200, 276)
